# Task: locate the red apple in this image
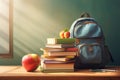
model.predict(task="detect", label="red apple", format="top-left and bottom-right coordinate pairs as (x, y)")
top-left (59, 29), bottom-right (70, 38)
top-left (64, 31), bottom-right (70, 38)
top-left (22, 54), bottom-right (40, 72)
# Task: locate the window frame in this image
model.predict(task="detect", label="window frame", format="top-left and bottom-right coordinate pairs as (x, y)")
top-left (0, 0), bottom-right (13, 58)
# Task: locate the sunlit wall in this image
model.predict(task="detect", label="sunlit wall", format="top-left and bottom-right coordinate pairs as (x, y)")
top-left (0, 0), bottom-right (120, 65)
top-left (0, 0), bottom-right (9, 53)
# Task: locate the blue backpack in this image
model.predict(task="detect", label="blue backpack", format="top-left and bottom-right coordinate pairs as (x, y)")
top-left (69, 12), bottom-right (113, 69)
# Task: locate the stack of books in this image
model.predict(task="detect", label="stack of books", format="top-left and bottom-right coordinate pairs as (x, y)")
top-left (40, 38), bottom-right (78, 72)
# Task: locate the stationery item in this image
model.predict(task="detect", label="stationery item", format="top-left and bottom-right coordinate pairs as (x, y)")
top-left (90, 69), bottom-right (117, 72)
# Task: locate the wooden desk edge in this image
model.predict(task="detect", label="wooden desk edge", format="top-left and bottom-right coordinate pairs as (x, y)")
top-left (0, 66), bottom-right (120, 80)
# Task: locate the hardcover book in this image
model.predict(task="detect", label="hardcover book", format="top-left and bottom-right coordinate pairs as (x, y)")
top-left (41, 68), bottom-right (74, 73)
top-left (46, 51), bottom-right (77, 57)
top-left (42, 60), bottom-right (75, 64)
top-left (47, 38), bottom-right (76, 44)
top-left (41, 47), bottom-right (78, 53)
top-left (41, 62), bottom-right (74, 69)
top-left (41, 55), bottom-right (75, 62)
top-left (65, 47), bottom-right (78, 52)
top-left (40, 48), bottom-right (65, 52)
top-left (46, 44), bottom-right (75, 48)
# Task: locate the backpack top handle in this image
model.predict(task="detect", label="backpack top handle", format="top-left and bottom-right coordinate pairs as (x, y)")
top-left (80, 12), bottom-right (90, 18)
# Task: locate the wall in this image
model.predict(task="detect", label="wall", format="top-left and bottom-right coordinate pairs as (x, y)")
top-left (0, 0), bottom-right (120, 65)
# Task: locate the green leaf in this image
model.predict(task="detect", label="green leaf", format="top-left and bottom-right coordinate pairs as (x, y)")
top-left (64, 28), bottom-right (69, 32)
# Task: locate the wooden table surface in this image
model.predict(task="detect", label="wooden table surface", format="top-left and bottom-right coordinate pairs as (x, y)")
top-left (0, 66), bottom-right (120, 80)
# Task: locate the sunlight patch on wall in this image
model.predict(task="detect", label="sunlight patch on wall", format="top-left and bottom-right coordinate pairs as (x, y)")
top-left (14, 0), bottom-right (65, 55)
top-left (0, 0), bottom-right (9, 53)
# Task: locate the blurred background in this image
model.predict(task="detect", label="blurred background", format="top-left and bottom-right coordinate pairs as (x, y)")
top-left (0, 0), bottom-right (120, 66)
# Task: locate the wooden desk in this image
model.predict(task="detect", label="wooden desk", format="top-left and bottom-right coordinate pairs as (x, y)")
top-left (0, 66), bottom-right (120, 80)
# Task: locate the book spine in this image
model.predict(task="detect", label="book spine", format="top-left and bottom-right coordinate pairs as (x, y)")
top-left (57, 38), bottom-right (75, 44)
top-left (48, 52), bottom-right (76, 56)
top-left (43, 63), bottom-right (74, 69)
top-left (65, 48), bottom-right (78, 52)
top-left (61, 44), bottom-right (75, 48)
top-left (47, 38), bottom-right (76, 44)
top-left (45, 44), bottom-right (75, 48)
top-left (42, 69), bottom-right (74, 73)
top-left (42, 48), bottom-right (65, 52)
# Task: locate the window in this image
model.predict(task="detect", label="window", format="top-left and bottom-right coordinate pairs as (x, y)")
top-left (0, 0), bottom-right (13, 58)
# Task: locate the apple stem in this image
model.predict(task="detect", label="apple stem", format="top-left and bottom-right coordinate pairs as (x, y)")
top-left (64, 28), bottom-right (69, 32)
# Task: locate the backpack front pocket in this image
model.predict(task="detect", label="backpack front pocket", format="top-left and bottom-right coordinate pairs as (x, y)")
top-left (78, 43), bottom-right (102, 64)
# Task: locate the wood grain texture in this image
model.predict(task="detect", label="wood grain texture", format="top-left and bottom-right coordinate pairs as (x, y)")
top-left (0, 66), bottom-right (120, 80)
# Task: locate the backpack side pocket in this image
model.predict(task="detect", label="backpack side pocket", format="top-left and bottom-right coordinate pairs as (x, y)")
top-left (78, 43), bottom-right (102, 64)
